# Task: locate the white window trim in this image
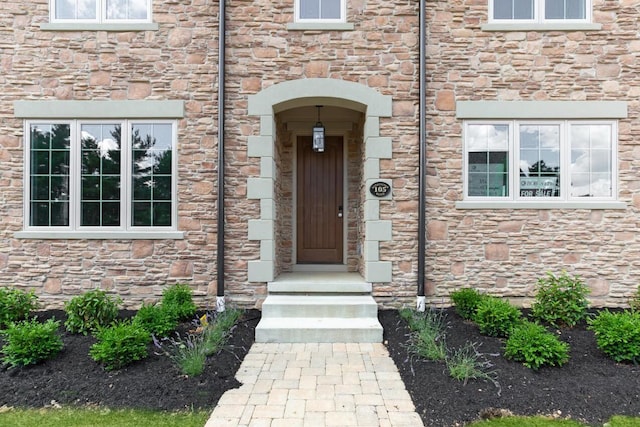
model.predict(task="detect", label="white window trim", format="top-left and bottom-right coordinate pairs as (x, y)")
top-left (48, 0), bottom-right (153, 28)
top-left (294, 0), bottom-right (347, 23)
top-left (14, 100), bottom-right (184, 240)
top-left (455, 101), bottom-right (628, 210)
top-left (484, 0), bottom-right (601, 31)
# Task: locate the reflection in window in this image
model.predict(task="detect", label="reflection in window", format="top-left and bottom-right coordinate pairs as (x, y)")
top-left (51, 0), bottom-right (151, 22)
top-left (467, 124), bottom-right (509, 197)
top-left (131, 123), bottom-right (173, 227)
top-left (519, 125), bottom-right (560, 198)
top-left (25, 120), bottom-right (175, 231)
top-left (29, 124), bottom-right (71, 226)
top-left (570, 124), bottom-right (612, 197)
top-left (297, 0), bottom-right (343, 21)
top-left (490, 0), bottom-right (589, 22)
top-left (463, 120), bottom-right (616, 202)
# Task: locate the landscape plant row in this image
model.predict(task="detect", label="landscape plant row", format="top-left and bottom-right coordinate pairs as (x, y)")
top-left (0, 285), bottom-right (242, 375)
top-left (450, 271), bottom-right (640, 368)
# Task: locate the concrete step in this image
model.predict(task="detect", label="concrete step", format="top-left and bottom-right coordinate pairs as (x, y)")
top-left (255, 317), bottom-right (383, 343)
top-left (268, 272), bottom-right (372, 294)
top-left (261, 295), bottom-right (378, 318)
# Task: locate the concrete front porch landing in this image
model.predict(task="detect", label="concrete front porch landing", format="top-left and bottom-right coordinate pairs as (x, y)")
top-left (255, 272), bottom-right (384, 343)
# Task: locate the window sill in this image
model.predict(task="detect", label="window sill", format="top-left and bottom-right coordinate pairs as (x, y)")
top-left (286, 22), bottom-right (354, 31)
top-left (15, 231), bottom-right (184, 240)
top-left (481, 23), bottom-right (602, 32)
top-left (40, 23), bottom-right (159, 32)
top-left (455, 201), bottom-right (626, 210)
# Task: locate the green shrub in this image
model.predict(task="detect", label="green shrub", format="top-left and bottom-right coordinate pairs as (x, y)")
top-left (0, 318), bottom-right (63, 367)
top-left (0, 288), bottom-right (38, 328)
top-left (531, 271), bottom-right (589, 328)
top-left (588, 309), bottom-right (640, 363)
top-left (474, 297), bottom-right (522, 338)
top-left (504, 321), bottom-right (570, 370)
top-left (161, 284), bottom-right (197, 321)
top-left (629, 285), bottom-right (640, 312)
top-left (132, 303), bottom-right (178, 338)
top-left (450, 288), bottom-right (486, 320)
top-left (64, 289), bottom-right (122, 335)
top-left (89, 320), bottom-right (150, 370)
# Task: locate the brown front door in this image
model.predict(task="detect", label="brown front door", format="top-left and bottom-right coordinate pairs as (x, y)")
top-left (296, 135), bottom-right (344, 264)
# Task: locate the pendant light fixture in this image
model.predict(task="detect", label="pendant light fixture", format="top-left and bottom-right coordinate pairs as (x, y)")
top-left (312, 105), bottom-right (325, 152)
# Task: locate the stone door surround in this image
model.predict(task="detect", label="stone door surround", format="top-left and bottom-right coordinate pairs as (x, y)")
top-left (246, 78), bottom-right (393, 284)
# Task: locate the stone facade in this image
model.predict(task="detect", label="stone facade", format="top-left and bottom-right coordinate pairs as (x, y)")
top-left (0, 0), bottom-right (638, 309)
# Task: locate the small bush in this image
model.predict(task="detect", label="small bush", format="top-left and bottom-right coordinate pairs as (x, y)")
top-left (629, 285), bottom-right (640, 312)
top-left (64, 289), bottom-right (122, 335)
top-left (504, 321), bottom-right (570, 370)
top-left (588, 309), bottom-right (640, 363)
top-left (0, 288), bottom-right (38, 328)
top-left (473, 297), bottom-right (522, 338)
top-left (402, 307), bottom-right (448, 361)
top-left (446, 342), bottom-right (499, 390)
top-left (162, 284), bottom-right (197, 321)
top-left (132, 303), bottom-right (178, 338)
top-left (201, 309), bottom-right (241, 356)
top-left (0, 318), bottom-right (63, 367)
top-left (531, 271), bottom-right (589, 328)
top-left (154, 308), bottom-right (243, 376)
top-left (450, 288), bottom-right (486, 320)
top-left (153, 332), bottom-right (206, 377)
top-left (89, 320), bottom-right (150, 370)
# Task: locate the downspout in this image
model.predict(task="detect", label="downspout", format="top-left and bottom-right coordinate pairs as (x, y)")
top-left (417, 0), bottom-right (427, 312)
top-left (216, 0), bottom-right (226, 312)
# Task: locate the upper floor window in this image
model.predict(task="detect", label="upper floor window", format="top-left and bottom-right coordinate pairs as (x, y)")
top-left (490, 0), bottom-right (590, 23)
top-left (51, 0), bottom-right (152, 23)
top-left (463, 120), bottom-right (617, 202)
top-left (26, 120), bottom-right (176, 231)
top-left (295, 0), bottom-right (345, 22)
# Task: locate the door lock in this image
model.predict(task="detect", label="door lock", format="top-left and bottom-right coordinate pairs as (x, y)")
top-left (338, 205), bottom-right (343, 218)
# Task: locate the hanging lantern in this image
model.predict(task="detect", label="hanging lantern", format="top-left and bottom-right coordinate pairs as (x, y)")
top-left (312, 105), bottom-right (325, 152)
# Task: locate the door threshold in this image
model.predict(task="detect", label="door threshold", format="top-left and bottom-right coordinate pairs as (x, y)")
top-left (292, 264), bottom-right (348, 272)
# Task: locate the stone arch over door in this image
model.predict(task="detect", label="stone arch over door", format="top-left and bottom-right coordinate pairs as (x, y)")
top-left (246, 78), bottom-right (393, 283)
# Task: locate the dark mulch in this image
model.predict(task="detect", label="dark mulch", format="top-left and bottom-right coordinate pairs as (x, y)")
top-left (380, 308), bottom-right (640, 427)
top-left (1, 307), bottom-right (639, 427)
top-left (0, 309), bottom-right (260, 411)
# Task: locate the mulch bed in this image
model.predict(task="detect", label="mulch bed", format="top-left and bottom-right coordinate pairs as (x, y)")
top-left (0, 307), bottom-right (639, 427)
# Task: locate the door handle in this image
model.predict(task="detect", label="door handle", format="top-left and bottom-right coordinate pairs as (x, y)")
top-left (338, 205), bottom-right (343, 218)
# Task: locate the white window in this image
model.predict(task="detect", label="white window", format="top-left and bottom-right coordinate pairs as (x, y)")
top-left (51, 0), bottom-right (151, 23)
top-left (489, 0), bottom-right (590, 23)
top-left (295, 0), bottom-right (345, 22)
top-left (463, 120), bottom-right (617, 202)
top-left (25, 120), bottom-right (176, 231)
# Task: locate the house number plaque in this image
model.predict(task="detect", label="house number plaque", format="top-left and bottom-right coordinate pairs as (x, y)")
top-left (369, 181), bottom-right (391, 198)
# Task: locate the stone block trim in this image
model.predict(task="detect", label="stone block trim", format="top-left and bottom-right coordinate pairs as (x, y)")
top-left (247, 79), bottom-right (393, 284)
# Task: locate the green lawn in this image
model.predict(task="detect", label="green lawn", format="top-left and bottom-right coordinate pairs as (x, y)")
top-left (0, 408), bottom-right (209, 427)
top-left (1, 408), bottom-right (638, 427)
top-left (468, 415), bottom-right (640, 427)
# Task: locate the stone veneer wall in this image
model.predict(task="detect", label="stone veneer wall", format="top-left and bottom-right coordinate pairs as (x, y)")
top-left (3, 0), bottom-right (637, 309)
top-left (0, 1), bottom-right (222, 308)
top-left (424, 0), bottom-right (640, 307)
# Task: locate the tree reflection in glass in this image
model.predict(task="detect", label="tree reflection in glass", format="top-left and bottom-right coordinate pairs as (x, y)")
top-left (131, 123), bottom-right (172, 226)
top-left (29, 124), bottom-right (71, 226)
top-left (81, 124), bottom-right (122, 226)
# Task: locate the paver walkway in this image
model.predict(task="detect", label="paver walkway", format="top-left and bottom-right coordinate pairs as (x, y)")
top-left (205, 342), bottom-right (425, 427)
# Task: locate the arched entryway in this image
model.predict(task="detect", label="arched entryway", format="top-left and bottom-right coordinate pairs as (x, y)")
top-left (245, 78), bottom-right (393, 284)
